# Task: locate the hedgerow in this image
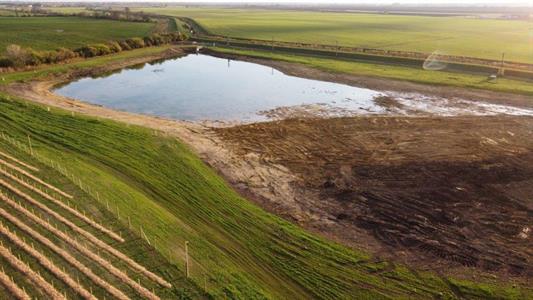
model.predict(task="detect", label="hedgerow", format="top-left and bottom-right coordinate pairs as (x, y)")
top-left (0, 32), bottom-right (185, 69)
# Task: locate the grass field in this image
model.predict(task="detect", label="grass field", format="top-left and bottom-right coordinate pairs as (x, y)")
top-left (0, 47), bottom-right (531, 298)
top-left (0, 16), bottom-right (155, 54)
top-left (0, 9), bottom-right (16, 16)
top-left (138, 6), bottom-right (533, 64)
top-left (44, 6), bottom-right (90, 14)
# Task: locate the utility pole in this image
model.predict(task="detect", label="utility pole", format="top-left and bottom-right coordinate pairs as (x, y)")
top-left (335, 40), bottom-right (339, 57)
top-left (271, 36), bottom-right (274, 52)
top-left (185, 241), bottom-right (190, 278)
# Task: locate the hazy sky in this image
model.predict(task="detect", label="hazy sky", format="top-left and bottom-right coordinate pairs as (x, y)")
top-left (7, 0), bottom-right (532, 4)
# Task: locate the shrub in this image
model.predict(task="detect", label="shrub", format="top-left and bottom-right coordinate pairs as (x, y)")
top-left (92, 44), bottom-right (112, 56)
top-left (125, 37), bottom-right (145, 49)
top-left (5, 44), bottom-right (28, 67)
top-left (0, 57), bottom-right (14, 68)
top-left (106, 41), bottom-right (122, 53)
top-left (55, 48), bottom-right (77, 61)
top-left (42, 51), bottom-right (58, 64)
top-left (75, 45), bottom-right (98, 58)
top-left (118, 40), bottom-right (131, 51)
top-left (76, 44), bottom-right (111, 58)
top-left (25, 49), bottom-right (44, 66)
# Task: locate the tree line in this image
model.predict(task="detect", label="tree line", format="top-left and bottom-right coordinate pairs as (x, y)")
top-left (0, 32), bottom-right (186, 69)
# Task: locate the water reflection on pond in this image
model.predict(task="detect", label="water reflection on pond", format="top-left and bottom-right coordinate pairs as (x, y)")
top-left (54, 54), bottom-right (385, 121)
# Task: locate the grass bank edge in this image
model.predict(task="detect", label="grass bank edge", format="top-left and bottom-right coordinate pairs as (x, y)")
top-left (207, 47), bottom-right (533, 97)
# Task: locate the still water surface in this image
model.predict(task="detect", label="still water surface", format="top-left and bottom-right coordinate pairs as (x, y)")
top-left (54, 54), bottom-right (383, 121)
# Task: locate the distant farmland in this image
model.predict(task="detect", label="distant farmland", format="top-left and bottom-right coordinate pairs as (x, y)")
top-left (0, 17), bottom-right (155, 53)
top-left (141, 7), bottom-right (533, 63)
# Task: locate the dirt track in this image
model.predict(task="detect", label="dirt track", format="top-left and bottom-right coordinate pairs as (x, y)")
top-left (215, 116), bottom-right (533, 277)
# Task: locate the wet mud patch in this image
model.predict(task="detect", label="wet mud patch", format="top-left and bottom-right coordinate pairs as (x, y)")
top-left (215, 115), bottom-right (533, 277)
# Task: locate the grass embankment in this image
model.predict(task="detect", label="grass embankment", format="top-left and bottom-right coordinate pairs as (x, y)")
top-left (0, 119), bottom-right (203, 299)
top-left (0, 56), bottom-right (531, 299)
top-left (0, 45), bottom-right (174, 84)
top-left (209, 47), bottom-right (533, 96)
top-left (138, 6), bottom-right (533, 64)
top-left (0, 16), bottom-right (155, 54)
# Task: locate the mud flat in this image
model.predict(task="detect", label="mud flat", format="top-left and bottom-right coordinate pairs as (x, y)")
top-left (214, 115), bottom-right (533, 279)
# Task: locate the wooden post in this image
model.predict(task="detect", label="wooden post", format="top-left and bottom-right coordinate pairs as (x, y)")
top-left (185, 241), bottom-right (190, 278)
top-left (498, 52), bottom-right (506, 76)
top-left (27, 134), bottom-right (33, 156)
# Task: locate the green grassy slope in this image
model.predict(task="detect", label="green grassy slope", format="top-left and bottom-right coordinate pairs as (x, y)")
top-left (0, 123), bottom-right (203, 299)
top-left (0, 93), bottom-right (530, 299)
top-left (138, 7), bottom-right (533, 64)
top-left (0, 17), bottom-right (155, 54)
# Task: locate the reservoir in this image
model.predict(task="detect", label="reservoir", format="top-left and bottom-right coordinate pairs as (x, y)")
top-left (54, 54), bottom-right (533, 121)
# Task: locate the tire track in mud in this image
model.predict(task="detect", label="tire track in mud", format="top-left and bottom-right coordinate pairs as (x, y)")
top-left (215, 115), bottom-right (533, 277)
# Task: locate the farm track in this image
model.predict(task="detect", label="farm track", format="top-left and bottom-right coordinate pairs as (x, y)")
top-left (214, 115), bottom-right (533, 278)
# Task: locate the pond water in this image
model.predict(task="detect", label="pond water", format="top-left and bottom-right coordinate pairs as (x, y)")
top-left (54, 54), bottom-right (386, 121)
top-left (54, 54), bottom-right (533, 121)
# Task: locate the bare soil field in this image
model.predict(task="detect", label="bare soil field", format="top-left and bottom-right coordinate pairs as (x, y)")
top-left (214, 115), bottom-right (533, 278)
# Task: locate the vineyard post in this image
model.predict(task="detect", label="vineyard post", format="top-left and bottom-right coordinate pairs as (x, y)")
top-left (27, 135), bottom-right (33, 156)
top-left (185, 241), bottom-right (190, 278)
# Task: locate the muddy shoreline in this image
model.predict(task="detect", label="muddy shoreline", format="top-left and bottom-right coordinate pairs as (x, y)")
top-left (3, 48), bottom-right (533, 283)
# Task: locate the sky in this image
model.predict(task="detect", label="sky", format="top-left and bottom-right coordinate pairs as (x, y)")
top-left (4, 0), bottom-right (532, 4)
top-left (168, 0), bottom-right (532, 3)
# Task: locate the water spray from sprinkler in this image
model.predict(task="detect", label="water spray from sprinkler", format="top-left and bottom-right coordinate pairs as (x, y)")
top-left (423, 50), bottom-right (448, 71)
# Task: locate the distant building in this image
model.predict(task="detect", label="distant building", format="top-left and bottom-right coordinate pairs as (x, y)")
top-left (31, 3), bottom-right (42, 13)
